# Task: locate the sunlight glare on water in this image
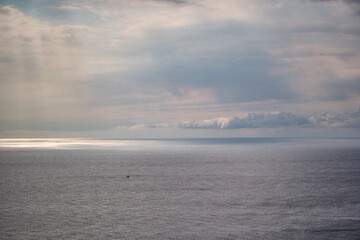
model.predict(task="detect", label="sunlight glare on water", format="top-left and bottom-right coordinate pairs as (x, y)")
top-left (0, 138), bottom-right (159, 150)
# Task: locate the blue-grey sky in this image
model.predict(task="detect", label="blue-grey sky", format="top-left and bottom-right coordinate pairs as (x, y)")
top-left (1, 0), bottom-right (360, 138)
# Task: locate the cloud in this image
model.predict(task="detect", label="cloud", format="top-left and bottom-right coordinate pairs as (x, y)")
top-left (119, 123), bottom-right (172, 130)
top-left (107, 19), bottom-right (297, 103)
top-left (2, 2), bottom-right (359, 109)
top-left (148, 0), bottom-right (188, 4)
top-left (308, 0), bottom-right (360, 15)
top-left (54, 6), bottom-right (83, 11)
top-left (124, 110), bottom-right (360, 130)
top-left (0, 5), bottom-right (105, 123)
top-left (309, 111), bottom-right (360, 128)
top-left (178, 112), bottom-right (312, 129)
top-left (0, 6), bottom-right (11, 15)
top-left (1, 1), bottom-right (360, 137)
top-left (310, 0), bottom-right (360, 3)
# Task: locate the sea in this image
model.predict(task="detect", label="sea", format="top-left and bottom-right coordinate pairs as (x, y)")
top-left (0, 138), bottom-right (359, 239)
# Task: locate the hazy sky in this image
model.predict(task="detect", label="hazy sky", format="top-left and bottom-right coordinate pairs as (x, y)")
top-left (1, 0), bottom-right (360, 138)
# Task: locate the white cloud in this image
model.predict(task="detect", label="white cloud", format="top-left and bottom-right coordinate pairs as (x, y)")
top-left (118, 123), bottom-right (173, 130)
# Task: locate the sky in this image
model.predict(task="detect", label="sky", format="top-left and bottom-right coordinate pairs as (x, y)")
top-left (0, 0), bottom-right (360, 138)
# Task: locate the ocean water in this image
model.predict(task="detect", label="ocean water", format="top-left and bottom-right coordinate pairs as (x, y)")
top-left (0, 138), bottom-right (359, 239)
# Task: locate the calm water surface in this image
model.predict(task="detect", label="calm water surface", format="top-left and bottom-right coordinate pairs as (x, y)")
top-left (0, 138), bottom-right (359, 239)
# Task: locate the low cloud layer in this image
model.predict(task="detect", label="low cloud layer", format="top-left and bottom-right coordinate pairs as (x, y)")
top-left (309, 111), bottom-right (360, 128)
top-left (124, 110), bottom-right (360, 130)
top-left (178, 113), bottom-right (311, 129)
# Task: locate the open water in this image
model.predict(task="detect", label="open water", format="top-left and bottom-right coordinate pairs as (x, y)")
top-left (0, 138), bottom-right (359, 239)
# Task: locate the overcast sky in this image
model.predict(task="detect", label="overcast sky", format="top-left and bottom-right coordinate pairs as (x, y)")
top-left (1, 0), bottom-right (360, 138)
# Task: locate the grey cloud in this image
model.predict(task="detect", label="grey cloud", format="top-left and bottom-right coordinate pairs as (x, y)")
top-left (86, 74), bottom-right (173, 106)
top-left (1, 25), bottom-right (11, 32)
top-left (49, 4), bottom-right (357, 107)
top-left (309, 0), bottom-right (360, 15)
top-left (0, 57), bottom-right (11, 63)
top-left (1, 0), bottom-right (101, 26)
top-left (310, 0), bottom-right (360, 3)
top-left (178, 112), bottom-right (312, 129)
top-left (309, 0), bottom-right (360, 4)
top-left (90, 11), bottom-right (360, 107)
top-left (0, 6), bottom-right (10, 15)
top-left (322, 79), bottom-right (360, 101)
top-left (98, 55), bottom-right (294, 105)
top-left (62, 28), bottom-right (81, 47)
top-left (112, 21), bottom-right (296, 104)
top-left (309, 111), bottom-right (360, 128)
top-left (150, 0), bottom-right (188, 4)
top-left (156, 56), bottom-right (293, 103)
top-left (89, 8), bottom-right (359, 106)
top-left (0, 120), bottom-right (119, 132)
